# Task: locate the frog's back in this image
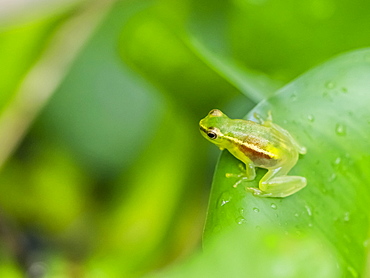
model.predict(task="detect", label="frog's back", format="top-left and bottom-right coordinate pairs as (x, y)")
top-left (228, 120), bottom-right (298, 168)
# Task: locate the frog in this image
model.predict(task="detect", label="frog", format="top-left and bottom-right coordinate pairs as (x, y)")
top-left (199, 109), bottom-right (307, 197)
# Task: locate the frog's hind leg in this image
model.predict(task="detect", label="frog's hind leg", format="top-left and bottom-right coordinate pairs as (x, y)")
top-left (253, 111), bottom-right (273, 125)
top-left (247, 164), bottom-right (307, 198)
top-left (255, 111), bottom-right (307, 155)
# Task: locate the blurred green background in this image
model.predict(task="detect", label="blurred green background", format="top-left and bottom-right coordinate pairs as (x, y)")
top-left (1, 0), bottom-right (370, 277)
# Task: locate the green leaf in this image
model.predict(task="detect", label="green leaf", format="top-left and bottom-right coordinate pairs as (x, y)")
top-left (39, 0), bottom-right (164, 176)
top-left (147, 227), bottom-right (339, 278)
top-left (203, 48), bottom-right (370, 277)
top-left (184, 37), bottom-right (282, 102)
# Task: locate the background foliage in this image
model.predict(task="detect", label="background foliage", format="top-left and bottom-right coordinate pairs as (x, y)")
top-left (0, 0), bottom-right (370, 277)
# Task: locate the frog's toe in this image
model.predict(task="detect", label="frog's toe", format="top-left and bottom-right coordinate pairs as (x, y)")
top-left (246, 187), bottom-right (262, 195)
top-left (247, 187), bottom-right (274, 197)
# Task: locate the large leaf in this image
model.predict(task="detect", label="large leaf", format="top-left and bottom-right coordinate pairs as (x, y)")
top-left (203, 48), bottom-right (370, 277)
top-left (147, 48), bottom-right (370, 277)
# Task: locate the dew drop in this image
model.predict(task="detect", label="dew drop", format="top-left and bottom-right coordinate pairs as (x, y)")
top-left (253, 207), bottom-right (260, 213)
top-left (294, 213), bottom-right (299, 217)
top-left (307, 114), bottom-right (315, 122)
top-left (347, 265), bottom-right (358, 277)
top-left (343, 212), bottom-right (350, 222)
top-left (335, 123), bottom-right (346, 136)
top-left (270, 203), bottom-right (277, 210)
top-left (218, 191), bottom-right (232, 207)
top-left (334, 157), bottom-right (341, 165)
top-left (345, 153), bottom-right (354, 165)
top-left (328, 173), bottom-right (337, 182)
top-left (236, 216), bottom-right (247, 225)
top-left (325, 81), bottom-right (335, 89)
top-left (363, 239), bottom-right (369, 247)
top-left (341, 87), bottom-right (348, 93)
top-left (290, 93), bottom-right (297, 102)
top-left (305, 205), bottom-right (312, 216)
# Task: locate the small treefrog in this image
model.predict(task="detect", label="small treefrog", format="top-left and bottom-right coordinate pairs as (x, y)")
top-left (199, 109), bottom-right (307, 198)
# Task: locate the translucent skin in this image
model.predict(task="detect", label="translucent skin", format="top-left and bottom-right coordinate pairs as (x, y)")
top-left (199, 109), bottom-right (307, 198)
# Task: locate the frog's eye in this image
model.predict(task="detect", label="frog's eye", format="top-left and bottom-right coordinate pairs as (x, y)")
top-left (209, 109), bottom-right (223, 117)
top-left (206, 127), bottom-right (219, 139)
top-left (207, 131), bottom-right (217, 139)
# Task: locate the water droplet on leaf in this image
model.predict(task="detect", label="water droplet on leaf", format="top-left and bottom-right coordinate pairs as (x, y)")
top-left (253, 207), bottom-right (260, 213)
top-left (343, 212), bottom-right (350, 222)
top-left (335, 123), bottom-right (346, 136)
top-left (218, 191), bottom-right (232, 207)
top-left (290, 93), bottom-right (297, 102)
top-left (307, 114), bottom-right (314, 122)
top-left (325, 81), bottom-right (335, 89)
top-left (305, 205), bottom-right (312, 216)
top-left (236, 216), bottom-right (247, 225)
top-left (333, 157), bottom-right (341, 165)
top-left (347, 265), bottom-right (358, 277)
top-left (328, 173), bottom-right (337, 182)
top-left (363, 239), bottom-right (369, 247)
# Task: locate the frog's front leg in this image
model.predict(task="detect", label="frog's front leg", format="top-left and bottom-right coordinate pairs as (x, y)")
top-left (247, 165), bottom-right (307, 198)
top-left (226, 158), bottom-right (256, 188)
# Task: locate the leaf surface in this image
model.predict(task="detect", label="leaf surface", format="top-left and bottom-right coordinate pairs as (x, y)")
top-left (204, 48), bottom-right (370, 277)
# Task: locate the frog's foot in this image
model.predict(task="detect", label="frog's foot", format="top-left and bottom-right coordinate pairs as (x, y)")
top-left (256, 176), bottom-right (307, 198)
top-left (246, 187), bottom-right (273, 197)
top-left (225, 163), bottom-right (244, 178)
top-left (225, 163), bottom-right (256, 188)
top-left (253, 112), bottom-right (265, 125)
top-left (233, 176), bottom-right (250, 188)
top-left (225, 173), bottom-right (250, 188)
top-left (253, 111), bottom-right (273, 126)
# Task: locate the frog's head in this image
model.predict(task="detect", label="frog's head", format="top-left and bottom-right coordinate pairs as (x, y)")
top-left (199, 109), bottom-right (231, 148)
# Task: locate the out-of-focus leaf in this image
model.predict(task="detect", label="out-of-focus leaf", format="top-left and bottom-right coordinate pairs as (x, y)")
top-left (85, 107), bottom-right (205, 277)
top-left (146, 227), bottom-right (338, 278)
top-left (0, 140), bottom-right (88, 234)
top-left (185, 37), bottom-right (282, 102)
top-left (203, 48), bottom-right (370, 276)
top-left (119, 1), bottom-right (245, 115)
top-left (0, 0), bottom-right (118, 170)
top-left (0, 262), bottom-right (22, 278)
top-left (187, 0), bottom-right (370, 82)
top-left (0, 14), bottom-right (62, 111)
top-left (39, 0), bottom-right (164, 176)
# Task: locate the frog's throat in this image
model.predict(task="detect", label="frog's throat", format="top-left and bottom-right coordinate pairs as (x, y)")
top-left (224, 135), bottom-right (277, 160)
